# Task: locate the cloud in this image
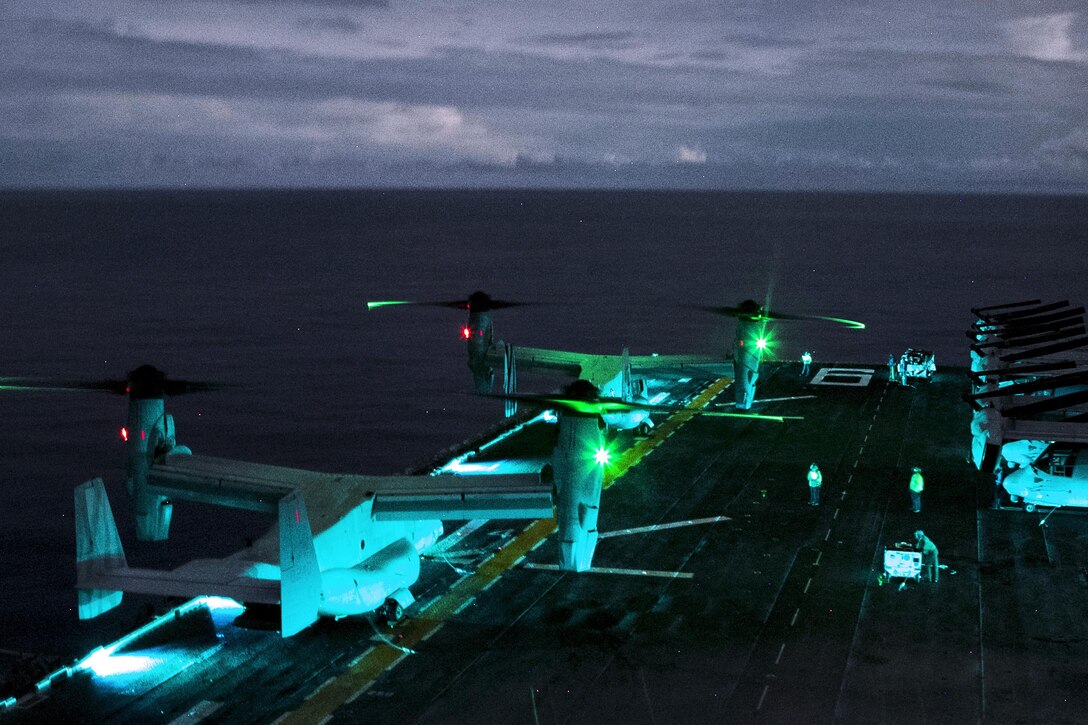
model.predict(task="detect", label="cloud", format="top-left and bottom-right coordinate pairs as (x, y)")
top-left (4, 91), bottom-right (523, 163)
top-left (246, 0), bottom-right (387, 6)
top-left (1040, 128), bottom-right (1088, 171)
top-left (675, 146), bottom-right (707, 164)
top-left (525, 31), bottom-right (635, 47)
top-left (1004, 12), bottom-right (1087, 62)
top-left (295, 16), bottom-right (361, 34)
top-left (2, 1), bottom-right (1088, 191)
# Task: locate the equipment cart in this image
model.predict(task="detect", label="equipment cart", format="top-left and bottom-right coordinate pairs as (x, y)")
top-left (883, 548), bottom-right (922, 581)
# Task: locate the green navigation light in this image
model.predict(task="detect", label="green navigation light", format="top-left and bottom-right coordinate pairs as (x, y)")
top-left (593, 446), bottom-right (612, 466)
top-left (366, 300), bottom-right (412, 311)
top-left (755, 338), bottom-right (768, 350)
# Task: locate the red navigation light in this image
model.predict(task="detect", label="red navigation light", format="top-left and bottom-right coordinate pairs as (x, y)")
top-left (140, 430), bottom-right (147, 441)
top-left (461, 325), bottom-right (472, 340)
top-left (120, 427), bottom-right (129, 442)
top-left (738, 339), bottom-right (745, 347)
top-left (295, 509), bottom-right (301, 524)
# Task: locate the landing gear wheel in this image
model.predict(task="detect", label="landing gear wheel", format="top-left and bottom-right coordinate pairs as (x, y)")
top-left (1025, 503), bottom-right (1036, 513)
top-left (382, 599), bottom-right (404, 623)
top-left (636, 422), bottom-right (652, 436)
top-left (1009, 495), bottom-right (1021, 503)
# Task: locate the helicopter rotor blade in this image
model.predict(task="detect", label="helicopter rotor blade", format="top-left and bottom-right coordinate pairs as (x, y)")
top-left (689, 301), bottom-right (865, 329)
top-left (480, 391), bottom-right (798, 422)
top-left (161, 379), bottom-right (229, 396)
top-left (0, 368), bottom-right (228, 397)
top-left (0, 377), bottom-right (129, 394)
top-left (367, 290), bottom-right (535, 313)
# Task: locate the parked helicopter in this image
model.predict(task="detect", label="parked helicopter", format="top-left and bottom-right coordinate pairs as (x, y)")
top-left (12, 364), bottom-right (788, 637)
top-left (965, 298), bottom-right (1088, 472)
top-left (9, 365), bottom-right (552, 636)
top-left (367, 292), bottom-right (863, 419)
top-left (482, 378), bottom-right (797, 571)
top-left (1001, 441), bottom-right (1088, 513)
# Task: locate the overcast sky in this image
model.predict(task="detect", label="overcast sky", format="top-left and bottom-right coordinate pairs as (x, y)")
top-left (2, 0), bottom-right (1087, 191)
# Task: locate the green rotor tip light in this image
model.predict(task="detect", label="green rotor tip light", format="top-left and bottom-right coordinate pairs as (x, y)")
top-left (819, 316), bottom-right (866, 330)
top-left (366, 300), bottom-right (412, 311)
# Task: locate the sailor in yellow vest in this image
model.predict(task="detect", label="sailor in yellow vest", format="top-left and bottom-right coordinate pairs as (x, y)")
top-left (808, 463), bottom-right (822, 506)
top-left (909, 466), bottom-right (924, 513)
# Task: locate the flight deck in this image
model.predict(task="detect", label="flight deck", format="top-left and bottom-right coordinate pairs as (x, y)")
top-left (7, 364), bottom-right (1088, 723)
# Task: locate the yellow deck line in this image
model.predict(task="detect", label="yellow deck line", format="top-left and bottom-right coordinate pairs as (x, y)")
top-left (281, 376), bottom-right (732, 723)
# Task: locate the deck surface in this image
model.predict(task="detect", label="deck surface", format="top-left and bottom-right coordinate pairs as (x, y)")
top-left (9, 363), bottom-right (1088, 724)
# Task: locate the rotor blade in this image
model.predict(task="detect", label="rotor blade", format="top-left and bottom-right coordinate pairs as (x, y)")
top-left (967, 360), bottom-right (1078, 382)
top-left (0, 377), bottom-right (128, 394)
top-left (367, 291), bottom-right (536, 313)
top-left (486, 299), bottom-right (532, 310)
top-left (688, 304), bottom-right (864, 329)
top-left (967, 369), bottom-right (1088, 401)
top-left (365, 300), bottom-right (417, 310)
top-left (162, 379), bottom-right (229, 395)
top-left (0, 373), bottom-right (227, 396)
top-left (481, 392), bottom-right (799, 421)
top-left (709, 394), bottom-right (818, 407)
top-left (366, 299), bottom-right (469, 311)
top-left (1003, 388), bottom-right (1088, 418)
top-left (972, 299), bottom-right (1042, 316)
top-left (989, 300), bottom-right (1070, 323)
top-left (1000, 335), bottom-right (1088, 363)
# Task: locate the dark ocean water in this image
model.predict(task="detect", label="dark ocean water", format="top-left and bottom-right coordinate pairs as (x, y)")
top-left (0, 189), bottom-right (1085, 660)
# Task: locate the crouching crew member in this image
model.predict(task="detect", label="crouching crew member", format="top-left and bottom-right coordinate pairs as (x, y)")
top-left (913, 530), bottom-right (939, 583)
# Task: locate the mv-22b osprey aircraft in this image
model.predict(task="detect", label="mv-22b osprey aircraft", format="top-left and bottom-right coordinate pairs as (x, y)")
top-left (965, 298), bottom-right (1088, 515)
top-left (8, 364), bottom-right (780, 637)
top-left (368, 292), bottom-right (864, 424)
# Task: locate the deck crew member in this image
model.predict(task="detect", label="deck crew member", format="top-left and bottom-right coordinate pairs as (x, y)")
top-left (992, 462), bottom-right (1006, 510)
top-left (808, 463), bottom-right (822, 506)
top-left (913, 530), bottom-right (939, 582)
top-left (888, 354), bottom-right (897, 382)
top-left (909, 466), bottom-right (924, 513)
top-left (800, 351), bottom-right (812, 377)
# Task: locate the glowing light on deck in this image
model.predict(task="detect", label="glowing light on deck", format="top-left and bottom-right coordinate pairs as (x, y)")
top-left (443, 460), bottom-right (501, 473)
top-left (67, 596), bottom-right (243, 684)
top-left (594, 447), bottom-right (611, 466)
top-left (434, 413), bottom-right (551, 474)
top-left (201, 596), bottom-right (244, 612)
top-left (79, 648), bottom-right (159, 678)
